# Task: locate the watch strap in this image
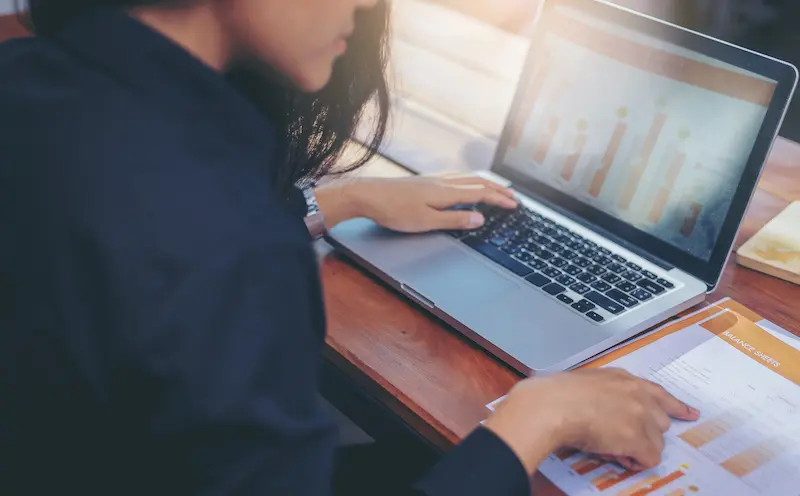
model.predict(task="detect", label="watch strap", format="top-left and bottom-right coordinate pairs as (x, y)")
top-left (299, 184), bottom-right (327, 240)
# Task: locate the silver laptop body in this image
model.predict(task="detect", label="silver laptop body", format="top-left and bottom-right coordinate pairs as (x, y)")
top-left (326, 0), bottom-right (797, 375)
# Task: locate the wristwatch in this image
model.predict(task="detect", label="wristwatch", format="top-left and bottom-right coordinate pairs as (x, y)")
top-left (300, 183), bottom-right (328, 240)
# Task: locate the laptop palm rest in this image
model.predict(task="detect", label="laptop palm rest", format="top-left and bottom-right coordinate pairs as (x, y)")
top-left (396, 249), bottom-right (520, 309)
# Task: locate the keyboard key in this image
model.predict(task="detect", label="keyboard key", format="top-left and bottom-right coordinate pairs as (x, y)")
top-left (527, 258), bottom-right (547, 271)
top-left (592, 255), bottom-right (611, 266)
top-left (587, 265), bottom-right (607, 276)
top-left (570, 283), bottom-right (591, 295)
top-left (617, 281), bottom-right (636, 292)
top-left (525, 272), bottom-right (551, 287)
top-left (550, 257), bottom-right (568, 268)
top-left (534, 249), bottom-right (555, 260)
top-left (591, 281), bottom-right (612, 292)
top-left (531, 234), bottom-right (549, 245)
top-left (557, 294), bottom-right (575, 305)
top-left (580, 248), bottom-right (596, 258)
top-left (543, 282), bottom-right (566, 295)
top-left (656, 278), bottom-right (675, 289)
top-left (641, 270), bottom-right (657, 280)
top-left (547, 242), bottom-right (562, 252)
top-left (606, 288), bottom-right (640, 308)
top-left (560, 249), bottom-right (578, 260)
top-left (502, 244), bottom-right (521, 255)
top-left (543, 267), bottom-right (561, 278)
top-left (572, 299), bottom-right (596, 313)
top-left (586, 311), bottom-right (604, 322)
top-left (556, 274), bottom-right (576, 286)
top-left (607, 263), bottom-right (626, 274)
top-left (584, 240), bottom-right (597, 248)
top-left (574, 257), bottom-right (592, 268)
top-left (631, 288), bottom-right (653, 301)
top-left (602, 273), bottom-right (622, 284)
top-left (463, 238), bottom-right (534, 277)
top-left (489, 237), bottom-right (507, 247)
top-left (597, 247), bottom-right (611, 255)
top-left (564, 265), bottom-right (583, 276)
top-left (522, 242), bottom-right (539, 253)
top-left (611, 254), bottom-right (626, 263)
top-left (586, 291), bottom-right (625, 314)
top-left (554, 235), bottom-right (572, 244)
top-left (637, 279), bottom-right (667, 295)
top-left (515, 251), bottom-right (534, 263)
top-left (567, 240), bottom-right (583, 251)
top-left (626, 262), bottom-right (642, 271)
top-left (577, 272), bottom-right (596, 284)
top-left (622, 271), bottom-right (643, 282)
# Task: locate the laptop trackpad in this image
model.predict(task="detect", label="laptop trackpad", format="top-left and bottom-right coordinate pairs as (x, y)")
top-left (396, 249), bottom-right (519, 308)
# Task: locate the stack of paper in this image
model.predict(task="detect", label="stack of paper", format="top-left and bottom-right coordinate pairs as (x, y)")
top-left (486, 298), bottom-right (800, 496)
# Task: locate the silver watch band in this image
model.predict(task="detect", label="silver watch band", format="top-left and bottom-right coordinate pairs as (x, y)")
top-left (300, 183), bottom-right (327, 240)
top-left (304, 211), bottom-right (328, 240)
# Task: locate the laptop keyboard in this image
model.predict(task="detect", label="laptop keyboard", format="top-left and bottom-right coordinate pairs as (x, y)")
top-left (446, 204), bottom-right (676, 323)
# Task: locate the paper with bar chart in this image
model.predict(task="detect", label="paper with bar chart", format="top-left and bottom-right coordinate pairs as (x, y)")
top-left (530, 300), bottom-right (800, 496)
top-left (501, 5), bottom-right (776, 261)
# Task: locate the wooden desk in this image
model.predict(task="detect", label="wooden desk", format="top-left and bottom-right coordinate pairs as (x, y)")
top-left (319, 138), bottom-right (800, 493)
top-left (0, 13), bottom-right (26, 41)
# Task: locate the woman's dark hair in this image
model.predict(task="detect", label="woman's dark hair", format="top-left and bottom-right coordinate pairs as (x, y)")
top-left (21, 0), bottom-right (391, 194)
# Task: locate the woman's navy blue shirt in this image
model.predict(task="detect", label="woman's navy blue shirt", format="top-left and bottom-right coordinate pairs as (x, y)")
top-left (0, 10), bottom-right (529, 495)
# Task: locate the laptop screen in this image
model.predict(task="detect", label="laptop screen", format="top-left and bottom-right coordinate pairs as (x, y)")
top-left (496, 1), bottom-right (781, 266)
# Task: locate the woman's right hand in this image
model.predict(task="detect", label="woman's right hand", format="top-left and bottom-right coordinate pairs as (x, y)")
top-left (483, 368), bottom-right (700, 475)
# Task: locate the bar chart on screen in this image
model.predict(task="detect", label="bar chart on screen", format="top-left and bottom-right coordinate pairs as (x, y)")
top-left (501, 8), bottom-right (773, 260)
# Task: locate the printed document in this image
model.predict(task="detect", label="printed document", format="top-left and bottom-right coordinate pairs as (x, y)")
top-left (487, 299), bottom-right (800, 495)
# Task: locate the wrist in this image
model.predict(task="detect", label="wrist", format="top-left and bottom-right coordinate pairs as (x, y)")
top-left (483, 403), bottom-right (564, 475)
top-left (315, 180), bottom-right (369, 228)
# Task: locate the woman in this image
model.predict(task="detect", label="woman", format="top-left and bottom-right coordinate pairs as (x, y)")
top-left (0, 0), bottom-right (699, 494)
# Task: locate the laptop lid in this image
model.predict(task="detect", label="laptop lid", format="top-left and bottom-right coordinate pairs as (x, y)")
top-left (490, 0), bottom-right (797, 291)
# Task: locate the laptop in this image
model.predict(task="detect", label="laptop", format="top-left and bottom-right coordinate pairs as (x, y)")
top-left (326, 0), bottom-right (797, 375)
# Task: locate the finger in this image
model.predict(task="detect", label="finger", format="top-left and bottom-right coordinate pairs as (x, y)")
top-left (646, 382), bottom-right (700, 421)
top-left (650, 407), bottom-right (672, 433)
top-left (433, 184), bottom-right (517, 210)
top-left (425, 209), bottom-right (486, 230)
top-left (617, 456), bottom-right (645, 472)
top-left (641, 420), bottom-right (665, 469)
top-left (626, 424), bottom-right (662, 471)
top-left (443, 176), bottom-right (517, 200)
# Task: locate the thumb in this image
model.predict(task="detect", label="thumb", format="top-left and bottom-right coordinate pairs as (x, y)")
top-left (427, 209), bottom-right (486, 230)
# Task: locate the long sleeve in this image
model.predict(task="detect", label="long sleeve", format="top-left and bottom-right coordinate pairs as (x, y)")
top-left (1, 10), bottom-right (534, 495)
top-left (414, 427), bottom-right (531, 496)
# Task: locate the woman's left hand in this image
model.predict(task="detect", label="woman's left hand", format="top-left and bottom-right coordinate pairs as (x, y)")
top-left (315, 173), bottom-right (518, 233)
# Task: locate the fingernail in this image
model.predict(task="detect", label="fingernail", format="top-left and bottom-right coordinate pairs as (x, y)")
top-left (688, 406), bottom-right (701, 417)
top-left (468, 212), bottom-right (485, 228)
